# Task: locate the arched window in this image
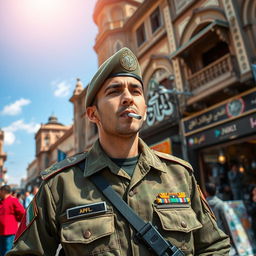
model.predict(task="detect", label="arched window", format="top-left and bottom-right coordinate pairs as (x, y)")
top-left (151, 68), bottom-right (168, 83)
top-left (44, 135), bottom-right (50, 146)
top-left (149, 68), bottom-right (174, 89)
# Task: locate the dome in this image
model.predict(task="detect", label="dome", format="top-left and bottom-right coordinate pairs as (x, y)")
top-left (46, 115), bottom-right (64, 126)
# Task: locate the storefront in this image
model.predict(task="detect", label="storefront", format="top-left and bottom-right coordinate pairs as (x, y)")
top-left (183, 88), bottom-right (256, 200)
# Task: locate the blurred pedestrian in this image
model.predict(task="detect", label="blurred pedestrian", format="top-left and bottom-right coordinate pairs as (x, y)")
top-left (23, 191), bottom-right (31, 208)
top-left (228, 161), bottom-right (243, 200)
top-left (0, 185), bottom-right (25, 256)
top-left (205, 182), bottom-right (229, 234)
top-left (11, 191), bottom-right (17, 198)
top-left (24, 186), bottom-right (38, 208)
top-left (16, 193), bottom-right (24, 206)
top-left (246, 185), bottom-right (256, 239)
top-left (205, 182), bottom-right (237, 255)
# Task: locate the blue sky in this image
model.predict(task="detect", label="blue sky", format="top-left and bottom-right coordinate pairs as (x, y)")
top-left (0, 0), bottom-right (98, 185)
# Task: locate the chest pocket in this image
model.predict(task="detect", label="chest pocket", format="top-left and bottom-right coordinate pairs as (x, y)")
top-left (60, 213), bottom-right (120, 255)
top-left (154, 206), bottom-right (202, 253)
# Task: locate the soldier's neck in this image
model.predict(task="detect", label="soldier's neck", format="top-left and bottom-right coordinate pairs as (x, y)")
top-left (99, 134), bottom-right (139, 159)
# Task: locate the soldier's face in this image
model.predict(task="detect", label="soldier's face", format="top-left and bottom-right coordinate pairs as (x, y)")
top-left (87, 76), bottom-right (146, 138)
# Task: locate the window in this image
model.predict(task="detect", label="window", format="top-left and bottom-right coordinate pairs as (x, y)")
top-left (150, 7), bottom-right (162, 33)
top-left (136, 23), bottom-right (146, 47)
top-left (44, 136), bottom-right (50, 146)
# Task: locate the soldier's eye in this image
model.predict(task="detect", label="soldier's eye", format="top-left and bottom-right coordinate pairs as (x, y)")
top-left (107, 90), bottom-right (119, 95)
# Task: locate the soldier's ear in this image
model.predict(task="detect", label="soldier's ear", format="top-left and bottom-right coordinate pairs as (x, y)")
top-left (86, 106), bottom-right (99, 124)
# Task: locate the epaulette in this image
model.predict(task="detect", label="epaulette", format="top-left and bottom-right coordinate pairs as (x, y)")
top-left (153, 150), bottom-right (193, 172)
top-left (41, 152), bottom-right (88, 180)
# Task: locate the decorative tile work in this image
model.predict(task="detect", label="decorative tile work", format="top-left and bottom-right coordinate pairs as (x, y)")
top-left (163, 6), bottom-right (183, 91)
top-left (223, 0), bottom-right (250, 74)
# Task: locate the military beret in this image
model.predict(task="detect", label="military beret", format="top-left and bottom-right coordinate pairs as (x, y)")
top-left (85, 47), bottom-right (142, 108)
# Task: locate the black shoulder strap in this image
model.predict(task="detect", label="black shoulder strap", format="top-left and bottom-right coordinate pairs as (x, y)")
top-left (90, 174), bottom-right (145, 232)
top-left (90, 173), bottom-right (184, 256)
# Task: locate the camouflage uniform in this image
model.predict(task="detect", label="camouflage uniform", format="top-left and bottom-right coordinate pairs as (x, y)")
top-left (7, 139), bottom-right (230, 256)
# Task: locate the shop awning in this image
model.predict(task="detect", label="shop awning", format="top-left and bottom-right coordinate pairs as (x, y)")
top-left (170, 20), bottom-right (229, 59)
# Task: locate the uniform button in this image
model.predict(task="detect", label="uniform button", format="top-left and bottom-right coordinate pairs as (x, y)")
top-left (83, 230), bottom-right (91, 239)
top-left (181, 245), bottom-right (187, 250)
top-left (181, 221), bottom-right (187, 228)
top-left (129, 190), bottom-right (134, 197)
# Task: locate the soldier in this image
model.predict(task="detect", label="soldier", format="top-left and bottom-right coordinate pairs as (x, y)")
top-left (7, 47), bottom-right (230, 255)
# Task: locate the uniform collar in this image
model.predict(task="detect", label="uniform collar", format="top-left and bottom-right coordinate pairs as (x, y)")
top-left (83, 138), bottom-right (166, 178)
top-left (83, 140), bottom-right (128, 178)
top-left (138, 138), bottom-right (166, 173)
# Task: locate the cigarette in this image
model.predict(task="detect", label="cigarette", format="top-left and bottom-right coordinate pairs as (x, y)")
top-left (127, 113), bottom-right (142, 120)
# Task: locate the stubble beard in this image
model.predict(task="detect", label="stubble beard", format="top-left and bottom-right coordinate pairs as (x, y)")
top-left (116, 121), bottom-right (143, 137)
top-left (96, 105), bottom-right (144, 138)
top-left (99, 117), bottom-right (144, 139)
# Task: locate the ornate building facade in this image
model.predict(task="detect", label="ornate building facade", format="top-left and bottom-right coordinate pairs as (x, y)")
top-left (25, 0), bottom-right (256, 192)
top-left (71, 0), bottom-right (256, 189)
top-left (26, 115), bottom-right (74, 190)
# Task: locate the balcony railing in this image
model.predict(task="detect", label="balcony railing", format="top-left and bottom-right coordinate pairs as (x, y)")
top-left (187, 53), bottom-right (236, 91)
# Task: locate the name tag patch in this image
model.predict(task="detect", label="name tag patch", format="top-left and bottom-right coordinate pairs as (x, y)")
top-left (66, 202), bottom-right (107, 220)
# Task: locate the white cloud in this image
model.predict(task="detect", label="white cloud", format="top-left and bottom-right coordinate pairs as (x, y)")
top-left (52, 81), bottom-right (71, 97)
top-left (3, 120), bottom-right (40, 145)
top-left (1, 98), bottom-right (31, 116)
top-left (3, 131), bottom-right (16, 145)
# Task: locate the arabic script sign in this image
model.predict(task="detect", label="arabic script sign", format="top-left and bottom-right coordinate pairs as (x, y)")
top-left (183, 89), bottom-right (256, 135)
top-left (146, 80), bottom-right (175, 127)
top-left (187, 112), bottom-right (256, 149)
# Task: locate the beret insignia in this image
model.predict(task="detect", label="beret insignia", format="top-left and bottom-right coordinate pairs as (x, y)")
top-left (120, 49), bottom-right (137, 71)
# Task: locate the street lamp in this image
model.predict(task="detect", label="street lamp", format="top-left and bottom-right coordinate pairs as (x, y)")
top-left (160, 88), bottom-right (193, 96)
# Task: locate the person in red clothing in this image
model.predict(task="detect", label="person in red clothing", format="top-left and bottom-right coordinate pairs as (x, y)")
top-left (0, 185), bottom-right (25, 256)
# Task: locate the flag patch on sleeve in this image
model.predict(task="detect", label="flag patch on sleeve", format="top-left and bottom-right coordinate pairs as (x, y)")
top-left (14, 198), bottom-right (38, 243)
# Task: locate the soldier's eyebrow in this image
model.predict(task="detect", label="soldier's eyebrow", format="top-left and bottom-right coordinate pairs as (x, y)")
top-left (130, 83), bottom-right (143, 90)
top-left (104, 82), bottom-right (142, 93)
top-left (104, 83), bottom-right (122, 93)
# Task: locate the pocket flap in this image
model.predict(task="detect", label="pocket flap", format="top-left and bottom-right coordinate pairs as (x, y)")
top-left (61, 213), bottom-right (114, 244)
top-left (155, 207), bottom-right (202, 233)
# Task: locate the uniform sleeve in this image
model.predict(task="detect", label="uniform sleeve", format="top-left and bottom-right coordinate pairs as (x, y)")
top-left (13, 198), bottom-right (25, 222)
top-left (190, 175), bottom-right (231, 255)
top-left (6, 182), bottom-right (60, 256)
